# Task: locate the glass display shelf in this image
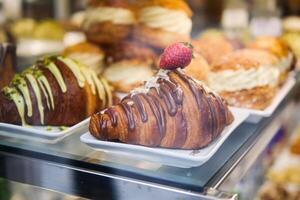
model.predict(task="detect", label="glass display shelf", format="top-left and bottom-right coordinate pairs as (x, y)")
top-left (0, 77), bottom-right (299, 199)
top-left (0, 177), bottom-right (88, 200)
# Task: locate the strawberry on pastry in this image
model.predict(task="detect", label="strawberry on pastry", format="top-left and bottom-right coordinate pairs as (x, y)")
top-left (159, 42), bottom-right (193, 70)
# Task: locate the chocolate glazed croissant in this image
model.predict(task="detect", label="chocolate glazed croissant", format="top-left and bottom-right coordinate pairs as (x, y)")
top-left (0, 56), bottom-right (113, 126)
top-left (89, 69), bottom-right (234, 149)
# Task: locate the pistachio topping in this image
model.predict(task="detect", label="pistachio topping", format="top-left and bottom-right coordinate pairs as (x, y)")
top-left (1, 55), bottom-right (111, 126)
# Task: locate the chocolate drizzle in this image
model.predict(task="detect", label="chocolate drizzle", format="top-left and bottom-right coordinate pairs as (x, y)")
top-left (176, 70), bottom-right (214, 144)
top-left (99, 115), bottom-right (108, 139)
top-left (132, 94), bottom-right (148, 122)
top-left (117, 71), bottom-right (183, 136)
top-left (120, 102), bottom-right (135, 131)
top-left (162, 79), bottom-right (183, 104)
top-left (158, 83), bottom-right (177, 116)
top-left (143, 93), bottom-right (166, 136)
top-left (206, 96), bottom-right (215, 139)
top-left (105, 108), bottom-right (118, 127)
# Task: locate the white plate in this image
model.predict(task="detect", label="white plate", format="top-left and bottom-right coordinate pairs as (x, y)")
top-left (80, 108), bottom-right (249, 168)
top-left (0, 118), bottom-right (89, 143)
top-left (234, 77), bottom-right (296, 123)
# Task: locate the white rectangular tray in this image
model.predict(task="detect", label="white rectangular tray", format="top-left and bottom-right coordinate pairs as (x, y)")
top-left (80, 108), bottom-right (249, 168)
top-left (0, 118), bottom-right (89, 143)
top-left (235, 77), bottom-right (296, 123)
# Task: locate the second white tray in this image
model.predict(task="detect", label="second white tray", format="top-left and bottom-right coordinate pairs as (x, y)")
top-left (0, 118), bottom-right (89, 143)
top-left (234, 76), bottom-right (296, 123)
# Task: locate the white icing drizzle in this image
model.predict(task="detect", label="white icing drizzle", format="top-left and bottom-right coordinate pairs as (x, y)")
top-left (130, 69), bottom-right (170, 96)
top-left (127, 101), bottom-right (134, 106)
top-left (14, 77), bottom-right (32, 117)
top-left (58, 57), bottom-right (86, 88)
top-left (37, 75), bottom-right (54, 110)
top-left (80, 66), bottom-right (96, 94)
top-left (26, 74), bottom-right (45, 124)
top-left (100, 77), bottom-right (112, 106)
top-left (3, 87), bottom-right (27, 125)
top-left (94, 73), bottom-right (107, 106)
top-left (68, 53), bottom-right (104, 74)
top-left (45, 62), bottom-right (67, 93)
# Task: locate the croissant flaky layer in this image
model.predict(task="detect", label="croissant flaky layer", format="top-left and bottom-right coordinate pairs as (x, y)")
top-left (89, 69), bottom-right (234, 149)
top-left (0, 56), bottom-right (113, 126)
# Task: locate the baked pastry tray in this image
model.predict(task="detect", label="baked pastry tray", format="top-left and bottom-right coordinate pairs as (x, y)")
top-left (80, 107), bottom-right (249, 168)
top-left (240, 76), bottom-right (296, 123)
top-left (0, 118), bottom-right (89, 143)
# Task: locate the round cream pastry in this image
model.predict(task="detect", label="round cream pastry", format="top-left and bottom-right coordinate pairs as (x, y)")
top-left (83, 6), bottom-right (136, 45)
top-left (208, 65), bottom-right (279, 93)
top-left (138, 6), bottom-right (192, 35)
top-left (248, 36), bottom-right (294, 84)
top-left (83, 7), bottom-right (136, 29)
top-left (133, 3), bottom-right (192, 49)
top-left (208, 49), bottom-right (280, 110)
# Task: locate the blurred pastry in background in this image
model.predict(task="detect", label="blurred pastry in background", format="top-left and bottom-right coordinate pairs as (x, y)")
top-left (63, 42), bottom-right (105, 74)
top-left (258, 148), bottom-right (300, 200)
top-left (208, 49), bottom-right (280, 110)
top-left (257, 181), bottom-right (299, 200)
top-left (248, 36), bottom-right (293, 84)
top-left (282, 16), bottom-right (300, 69)
top-left (10, 19), bottom-right (65, 41)
top-left (83, 0), bottom-right (136, 45)
top-left (283, 16), bottom-right (300, 33)
top-left (184, 53), bottom-right (210, 82)
top-left (199, 29), bottom-right (245, 50)
top-left (192, 37), bottom-right (234, 65)
top-left (290, 128), bottom-right (300, 155)
top-left (133, 0), bottom-right (192, 49)
top-left (70, 11), bottom-right (86, 29)
top-left (103, 59), bottom-right (154, 93)
top-left (104, 40), bottom-right (158, 64)
top-left (10, 18), bottom-right (37, 39)
top-left (267, 149), bottom-right (300, 185)
top-left (33, 20), bottom-right (65, 40)
top-left (198, 28), bottom-right (224, 39)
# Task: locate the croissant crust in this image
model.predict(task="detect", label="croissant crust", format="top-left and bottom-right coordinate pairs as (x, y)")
top-left (89, 69), bottom-right (233, 149)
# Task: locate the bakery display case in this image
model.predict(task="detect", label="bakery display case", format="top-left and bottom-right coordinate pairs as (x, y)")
top-left (1, 0), bottom-right (300, 199)
top-left (1, 84), bottom-right (299, 200)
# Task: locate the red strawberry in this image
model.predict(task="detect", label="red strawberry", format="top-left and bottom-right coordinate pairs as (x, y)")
top-left (159, 42), bottom-right (193, 70)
